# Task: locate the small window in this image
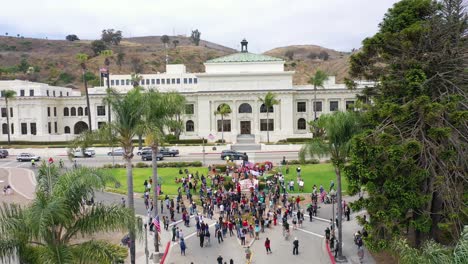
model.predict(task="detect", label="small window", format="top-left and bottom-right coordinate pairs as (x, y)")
top-left (10, 107), bottom-right (13, 117)
top-left (111, 80), bottom-right (115, 86)
top-left (156, 79), bottom-right (160, 84)
top-left (47, 107), bottom-right (50, 117)
top-left (98, 122), bottom-right (106, 129)
top-left (48, 122), bottom-right (51, 134)
top-left (189, 78), bottom-right (193, 84)
top-left (330, 101), bottom-right (339, 111)
top-left (115, 80), bottom-right (119, 86)
top-left (29, 90), bottom-right (34, 96)
top-left (46, 90), bottom-right (49, 96)
top-left (67, 92), bottom-right (69, 96)
top-left (151, 79), bottom-right (155, 85)
top-left (60, 91), bottom-right (63, 97)
top-left (185, 104), bottom-right (194, 115)
top-left (177, 78), bottom-right (180, 84)
top-left (53, 91), bottom-right (56, 97)
top-left (297, 102), bottom-right (306, 112)
top-left (260, 104), bottom-right (274, 113)
top-left (162, 79), bottom-right (165, 84)
top-left (20, 90), bottom-right (25, 96)
top-left (146, 79), bottom-right (150, 85)
top-left (260, 119), bottom-right (274, 131)
top-left (97, 106), bottom-right (106, 116)
top-left (54, 122), bottom-right (57, 133)
top-left (346, 101), bottom-right (355, 110)
top-left (77, 107), bottom-right (83, 116)
top-left (238, 103), bottom-right (252, 113)
top-left (183, 78), bottom-right (187, 84)
top-left (71, 107), bottom-right (76, 116)
top-left (54, 107), bottom-right (57, 117)
top-left (194, 78), bottom-right (198, 84)
top-left (217, 120), bottom-right (231, 132)
top-left (30, 123), bottom-right (37, 135)
top-left (166, 78), bottom-right (170, 84)
top-left (64, 107), bottom-right (69, 116)
top-left (121, 79), bottom-right (125, 85)
top-left (85, 107), bottom-right (88, 116)
top-left (314, 101), bottom-right (322, 112)
top-left (186, 120), bottom-right (194, 132)
top-left (171, 78), bottom-right (175, 84)
top-left (10, 124), bottom-right (14, 134)
top-left (2, 123), bottom-right (7, 134)
top-left (297, 118), bottom-right (306, 130)
top-left (64, 126), bottom-right (71, 134)
top-left (126, 79), bottom-right (130, 85)
top-left (1, 108), bottom-right (6, 117)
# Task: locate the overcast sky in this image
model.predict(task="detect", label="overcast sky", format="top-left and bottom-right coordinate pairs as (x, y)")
top-left (0, 0), bottom-right (399, 52)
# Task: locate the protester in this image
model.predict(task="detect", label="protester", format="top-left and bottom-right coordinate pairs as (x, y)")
top-left (265, 237), bottom-right (272, 254)
top-left (293, 237), bottom-right (299, 255)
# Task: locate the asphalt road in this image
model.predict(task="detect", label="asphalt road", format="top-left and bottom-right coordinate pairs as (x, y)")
top-left (0, 151), bottom-right (299, 169)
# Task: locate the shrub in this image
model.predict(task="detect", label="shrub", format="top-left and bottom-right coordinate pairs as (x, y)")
top-left (285, 138), bottom-right (311, 143)
top-left (135, 162), bottom-right (149, 168)
top-left (287, 159), bottom-right (319, 165)
top-left (102, 161), bottom-right (203, 169)
top-left (167, 139), bottom-right (206, 144)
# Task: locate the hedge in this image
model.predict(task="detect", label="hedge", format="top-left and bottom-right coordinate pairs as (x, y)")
top-left (102, 161), bottom-right (202, 169)
top-left (277, 137), bottom-right (312, 143)
top-left (167, 139), bottom-right (207, 144)
top-left (287, 159), bottom-right (320, 165)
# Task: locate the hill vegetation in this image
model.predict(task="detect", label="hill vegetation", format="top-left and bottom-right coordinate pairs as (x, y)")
top-left (0, 33), bottom-right (350, 91)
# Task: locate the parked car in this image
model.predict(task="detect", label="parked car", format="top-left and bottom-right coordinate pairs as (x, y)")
top-left (159, 147), bottom-right (179, 157)
top-left (136, 147), bottom-right (152, 155)
top-left (73, 149), bottom-right (96, 158)
top-left (141, 151), bottom-right (164, 161)
top-left (16, 153), bottom-right (41, 162)
top-left (220, 150), bottom-right (248, 161)
top-left (0, 149), bottom-right (9, 158)
top-left (108, 148), bottom-right (125, 156)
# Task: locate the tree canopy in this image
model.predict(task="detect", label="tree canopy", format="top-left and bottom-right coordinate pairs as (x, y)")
top-left (65, 34), bottom-right (79, 41)
top-left (190, 29), bottom-right (201, 46)
top-left (346, 0), bottom-right (467, 255)
top-left (101, 29), bottom-right (123, 45)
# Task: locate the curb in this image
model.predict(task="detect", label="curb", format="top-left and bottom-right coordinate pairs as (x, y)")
top-left (325, 240), bottom-right (336, 264)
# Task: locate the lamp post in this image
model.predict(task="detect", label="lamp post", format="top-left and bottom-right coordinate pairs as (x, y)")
top-left (202, 137), bottom-right (206, 167)
top-left (329, 189), bottom-right (336, 232)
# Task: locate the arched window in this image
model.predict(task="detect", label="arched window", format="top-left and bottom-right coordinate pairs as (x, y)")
top-left (71, 107), bottom-right (76, 116)
top-left (297, 118), bottom-right (306, 130)
top-left (74, 121), bottom-right (88, 134)
top-left (238, 103), bottom-right (252, 113)
top-left (2, 123), bottom-right (7, 134)
top-left (260, 104), bottom-right (274, 113)
top-left (77, 107), bottom-right (83, 116)
top-left (85, 107), bottom-right (88, 116)
top-left (216, 103), bottom-right (231, 112)
top-left (186, 120), bottom-right (194, 132)
top-left (64, 126), bottom-right (71, 134)
top-left (63, 107), bottom-right (69, 116)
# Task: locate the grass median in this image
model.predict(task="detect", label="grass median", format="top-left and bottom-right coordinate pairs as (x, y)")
top-left (105, 163), bottom-right (347, 195)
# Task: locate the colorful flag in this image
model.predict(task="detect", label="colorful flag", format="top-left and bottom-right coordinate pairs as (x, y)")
top-left (99, 68), bottom-right (108, 73)
top-left (152, 215), bottom-right (161, 233)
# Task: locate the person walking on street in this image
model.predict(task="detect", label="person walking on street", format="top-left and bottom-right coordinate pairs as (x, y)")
top-left (180, 238), bottom-right (186, 256)
top-left (217, 255), bottom-right (223, 264)
top-left (265, 237), bottom-right (272, 254)
top-left (292, 237), bottom-right (299, 255)
top-left (217, 228), bottom-right (224, 243)
top-left (345, 206), bottom-right (351, 221)
top-left (172, 225), bottom-right (177, 241)
top-left (199, 231), bottom-right (205, 247)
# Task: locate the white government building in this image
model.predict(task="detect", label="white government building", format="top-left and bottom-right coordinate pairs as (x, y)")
top-left (0, 40), bottom-right (373, 143)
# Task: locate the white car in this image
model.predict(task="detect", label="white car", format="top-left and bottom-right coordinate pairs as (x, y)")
top-left (16, 153), bottom-right (41, 162)
top-left (73, 149), bottom-right (96, 158)
top-left (137, 147), bottom-right (152, 155)
top-left (108, 148), bottom-right (125, 156)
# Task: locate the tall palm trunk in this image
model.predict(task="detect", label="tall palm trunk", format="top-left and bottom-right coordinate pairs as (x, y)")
top-left (83, 69), bottom-right (92, 131)
top-left (5, 98), bottom-right (11, 144)
top-left (151, 143), bottom-right (160, 253)
top-left (125, 152), bottom-right (136, 264)
top-left (335, 166), bottom-right (344, 259)
top-left (221, 115), bottom-right (224, 143)
top-left (266, 111), bottom-right (270, 143)
top-left (106, 76), bottom-right (111, 125)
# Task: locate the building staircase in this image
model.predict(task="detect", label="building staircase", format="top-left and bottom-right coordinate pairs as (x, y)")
top-left (231, 134), bottom-right (262, 151)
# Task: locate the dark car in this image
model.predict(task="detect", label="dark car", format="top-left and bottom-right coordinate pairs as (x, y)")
top-left (16, 153), bottom-right (41, 162)
top-left (159, 147), bottom-right (179, 157)
top-left (220, 150), bottom-right (248, 161)
top-left (141, 151), bottom-right (164, 161)
top-left (0, 149), bottom-right (8, 158)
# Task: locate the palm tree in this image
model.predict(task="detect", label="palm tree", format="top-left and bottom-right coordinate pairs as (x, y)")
top-left (3, 90), bottom-right (16, 145)
top-left (214, 103), bottom-right (231, 143)
top-left (106, 87), bottom-right (145, 264)
top-left (143, 90), bottom-right (185, 253)
top-left (299, 111), bottom-right (362, 260)
top-left (258, 92), bottom-right (279, 143)
top-left (76, 53), bottom-right (92, 131)
top-left (309, 70), bottom-right (328, 121)
top-left (100, 50), bottom-right (113, 125)
top-left (130, 73), bottom-right (142, 88)
top-left (0, 163), bottom-right (133, 263)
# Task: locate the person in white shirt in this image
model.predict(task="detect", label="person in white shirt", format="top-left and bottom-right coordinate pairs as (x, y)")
top-left (289, 180), bottom-right (295, 191)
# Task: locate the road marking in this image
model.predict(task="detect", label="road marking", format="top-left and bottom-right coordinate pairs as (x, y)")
top-left (172, 222), bottom-right (216, 246)
top-left (7, 168), bottom-right (34, 200)
top-left (296, 228), bottom-right (324, 238)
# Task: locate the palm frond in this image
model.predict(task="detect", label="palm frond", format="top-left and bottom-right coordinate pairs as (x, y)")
top-left (71, 240), bottom-right (127, 264)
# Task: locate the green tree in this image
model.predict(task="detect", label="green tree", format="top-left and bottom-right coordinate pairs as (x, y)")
top-left (258, 92), bottom-right (279, 143)
top-left (101, 29), bottom-right (122, 45)
top-left (17, 58), bottom-right (30, 73)
top-left (346, 0), bottom-right (467, 251)
top-left (143, 90), bottom-right (185, 253)
top-left (91, 40), bottom-right (107, 56)
top-left (65, 34), bottom-right (79, 41)
top-left (214, 103), bottom-right (231, 143)
top-left (299, 111), bottom-right (362, 260)
top-left (308, 70), bottom-right (328, 121)
top-left (172, 39), bottom-right (179, 48)
top-left (0, 164), bottom-right (133, 263)
top-left (161, 35), bottom-right (170, 46)
top-left (76, 53), bottom-right (92, 131)
top-left (190, 29), bottom-right (201, 46)
top-left (130, 73), bottom-right (142, 88)
top-left (106, 87), bottom-right (145, 264)
top-left (116, 52), bottom-right (125, 70)
top-left (2, 90), bottom-right (16, 145)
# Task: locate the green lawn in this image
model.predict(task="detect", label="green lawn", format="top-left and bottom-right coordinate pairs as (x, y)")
top-left (105, 163), bottom-right (347, 195)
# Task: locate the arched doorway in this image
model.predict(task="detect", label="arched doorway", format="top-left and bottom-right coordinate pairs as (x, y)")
top-left (74, 121), bottom-right (88, 134)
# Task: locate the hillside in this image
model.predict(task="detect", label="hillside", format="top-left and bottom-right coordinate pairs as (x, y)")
top-left (263, 45), bottom-right (351, 84)
top-left (0, 36), bottom-right (350, 91)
